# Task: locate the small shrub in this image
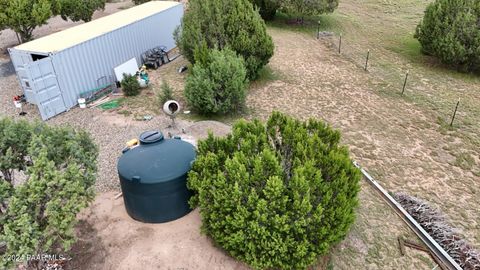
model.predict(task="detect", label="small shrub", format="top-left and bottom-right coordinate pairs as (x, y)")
top-left (175, 0), bottom-right (274, 80)
top-left (158, 80), bottom-right (174, 105)
top-left (132, 0), bottom-right (150, 5)
top-left (281, 0), bottom-right (339, 20)
top-left (118, 109), bottom-right (132, 116)
top-left (415, 0), bottom-right (480, 72)
top-left (184, 48), bottom-right (248, 115)
top-left (121, 73), bottom-right (140, 97)
top-left (0, 118), bottom-right (98, 269)
top-left (188, 112), bottom-right (361, 269)
top-left (57, 0), bottom-right (106, 22)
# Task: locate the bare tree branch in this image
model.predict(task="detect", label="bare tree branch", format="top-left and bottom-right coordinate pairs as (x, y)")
top-left (394, 192), bottom-right (480, 270)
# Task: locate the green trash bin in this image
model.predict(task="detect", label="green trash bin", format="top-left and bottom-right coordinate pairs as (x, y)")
top-left (117, 131), bottom-right (196, 223)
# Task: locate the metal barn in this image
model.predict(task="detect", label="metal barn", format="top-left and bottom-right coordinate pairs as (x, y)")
top-left (8, 1), bottom-right (183, 120)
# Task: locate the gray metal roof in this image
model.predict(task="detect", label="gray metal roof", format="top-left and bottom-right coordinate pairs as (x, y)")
top-left (14, 1), bottom-right (180, 54)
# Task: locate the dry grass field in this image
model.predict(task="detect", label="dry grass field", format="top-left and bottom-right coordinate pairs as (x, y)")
top-left (251, 0), bottom-right (480, 249)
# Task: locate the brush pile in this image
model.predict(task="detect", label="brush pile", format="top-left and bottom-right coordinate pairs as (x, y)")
top-left (394, 193), bottom-right (480, 270)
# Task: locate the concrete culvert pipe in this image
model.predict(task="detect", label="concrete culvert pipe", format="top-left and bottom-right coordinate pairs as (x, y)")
top-left (163, 100), bottom-right (180, 116)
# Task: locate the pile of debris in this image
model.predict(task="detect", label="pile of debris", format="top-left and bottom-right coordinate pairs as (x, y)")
top-left (394, 193), bottom-right (480, 270)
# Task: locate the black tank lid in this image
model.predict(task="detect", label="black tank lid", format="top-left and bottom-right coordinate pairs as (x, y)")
top-left (139, 131), bottom-right (164, 144)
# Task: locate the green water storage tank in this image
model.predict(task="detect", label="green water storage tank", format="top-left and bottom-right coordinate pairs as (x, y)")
top-left (117, 130), bottom-right (196, 223)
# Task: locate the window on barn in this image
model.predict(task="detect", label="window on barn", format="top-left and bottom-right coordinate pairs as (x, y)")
top-left (31, 54), bottom-right (48, 61)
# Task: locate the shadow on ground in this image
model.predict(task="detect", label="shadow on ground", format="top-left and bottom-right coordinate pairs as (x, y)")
top-left (0, 60), bottom-right (14, 77)
top-left (66, 219), bottom-right (107, 270)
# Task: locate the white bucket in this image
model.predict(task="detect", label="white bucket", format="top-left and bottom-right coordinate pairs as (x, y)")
top-left (138, 79), bottom-right (147, 88)
top-left (78, 98), bottom-right (87, 109)
top-left (14, 100), bottom-right (22, 108)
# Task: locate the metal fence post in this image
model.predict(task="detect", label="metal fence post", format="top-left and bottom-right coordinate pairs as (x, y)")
top-left (364, 50), bottom-right (370, 71)
top-left (339, 34), bottom-right (342, 54)
top-left (450, 99), bottom-right (460, 127)
top-left (402, 70), bottom-right (409, 96)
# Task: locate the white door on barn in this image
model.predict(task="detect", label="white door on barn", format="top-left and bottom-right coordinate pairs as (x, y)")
top-left (9, 51), bottom-right (37, 104)
top-left (26, 58), bottom-right (67, 120)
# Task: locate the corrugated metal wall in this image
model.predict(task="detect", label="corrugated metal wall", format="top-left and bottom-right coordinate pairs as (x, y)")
top-left (53, 4), bottom-right (183, 109)
top-left (9, 3), bottom-right (183, 117)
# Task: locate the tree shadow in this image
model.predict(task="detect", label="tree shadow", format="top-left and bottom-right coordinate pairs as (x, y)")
top-left (0, 60), bottom-right (15, 77)
top-left (66, 219), bottom-right (107, 270)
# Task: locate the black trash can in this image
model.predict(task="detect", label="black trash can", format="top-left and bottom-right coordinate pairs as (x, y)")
top-left (117, 131), bottom-right (196, 223)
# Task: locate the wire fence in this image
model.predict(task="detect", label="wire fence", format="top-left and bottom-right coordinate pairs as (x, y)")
top-left (315, 31), bottom-right (474, 129)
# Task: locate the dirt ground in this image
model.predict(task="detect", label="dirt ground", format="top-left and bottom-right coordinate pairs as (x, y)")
top-left (69, 193), bottom-right (250, 270)
top-left (70, 178), bottom-right (434, 270)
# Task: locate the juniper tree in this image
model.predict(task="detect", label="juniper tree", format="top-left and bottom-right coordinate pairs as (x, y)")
top-left (188, 112), bottom-right (361, 269)
top-left (133, 0), bottom-right (150, 5)
top-left (281, 0), bottom-right (339, 22)
top-left (175, 0), bottom-right (274, 80)
top-left (56, 0), bottom-right (105, 22)
top-left (0, 118), bottom-right (98, 269)
top-left (0, 0), bottom-right (105, 43)
top-left (184, 48), bottom-right (248, 115)
top-left (250, 0), bottom-right (282, 20)
top-left (415, 0), bottom-right (480, 72)
top-left (158, 80), bottom-right (174, 105)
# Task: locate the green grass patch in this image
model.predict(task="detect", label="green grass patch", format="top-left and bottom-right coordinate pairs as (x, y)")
top-left (179, 103), bottom-right (255, 125)
top-left (266, 12), bottom-right (343, 34)
top-left (366, 246), bottom-right (381, 263)
top-left (435, 66), bottom-right (480, 84)
top-left (387, 35), bottom-right (480, 83)
top-left (454, 152), bottom-right (475, 170)
top-left (326, 259), bottom-right (334, 270)
top-left (386, 34), bottom-right (423, 61)
top-left (251, 65), bottom-right (280, 87)
top-left (99, 99), bottom-right (124, 110)
top-left (120, 89), bottom-right (162, 114)
top-left (179, 111), bottom-right (245, 125)
top-left (436, 116), bottom-right (455, 133)
top-left (117, 110), bottom-right (132, 117)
